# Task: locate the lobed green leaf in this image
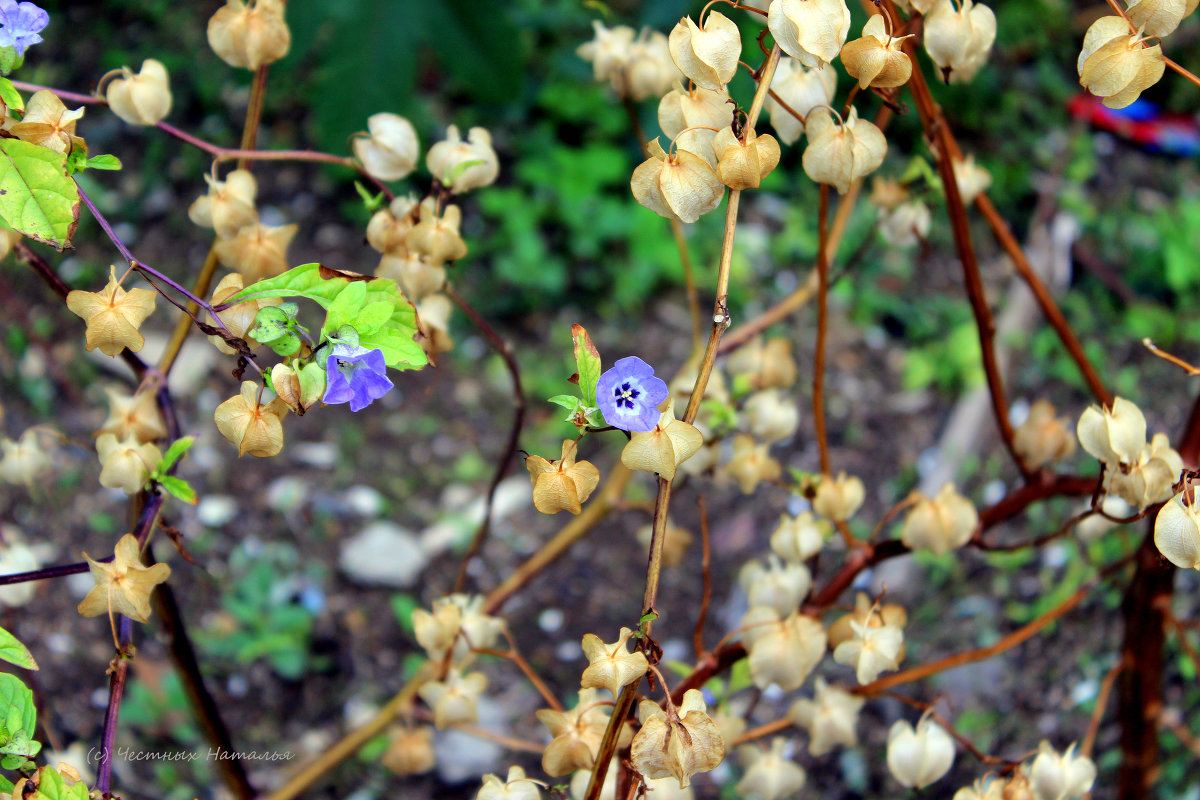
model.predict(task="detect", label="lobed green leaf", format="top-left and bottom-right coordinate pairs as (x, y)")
top-left (0, 140), bottom-right (80, 249)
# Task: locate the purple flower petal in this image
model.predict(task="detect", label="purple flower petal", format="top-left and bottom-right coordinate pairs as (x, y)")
top-left (596, 355), bottom-right (669, 432)
top-left (323, 344), bottom-right (394, 412)
top-left (0, 0), bottom-right (47, 56)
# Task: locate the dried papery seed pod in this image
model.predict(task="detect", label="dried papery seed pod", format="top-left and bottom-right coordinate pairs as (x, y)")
top-left (96, 433), bottom-right (161, 494)
top-left (736, 739), bottom-right (807, 800)
top-left (525, 440), bottom-right (601, 515)
top-left (537, 689), bottom-right (622, 775)
top-left (366, 194), bottom-right (419, 255)
top-left (627, 28), bottom-right (683, 100)
top-left (923, 0), bottom-right (996, 83)
top-left (213, 222), bottom-right (298, 284)
top-left (1126, 0), bottom-right (1187, 37)
top-left (631, 690), bottom-right (725, 788)
top-left (1155, 492), bottom-right (1200, 570)
top-left (580, 627), bottom-right (650, 696)
top-left (0, 433), bottom-right (53, 488)
top-left (658, 84), bottom-right (734, 139)
top-left (840, 14), bottom-right (914, 89)
top-left (353, 113), bottom-right (419, 182)
top-left (376, 252), bottom-right (445, 302)
top-left (636, 519), bottom-right (694, 567)
top-left (577, 20), bottom-right (637, 86)
top-left (802, 107), bottom-right (887, 194)
top-left (426, 125), bottom-right (499, 193)
top-left (207, 0), bottom-right (291, 70)
top-left (1029, 741), bottom-right (1096, 800)
top-left (206, 272), bottom-right (280, 355)
top-left (1108, 432), bottom-right (1183, 508)
top-left (1076, 396), bottom-right (1147, 465)
top-left (65, 266), bottom-right (157, 357)
top-left (770, 512), bottom-right (829, 562)
top-left (381, 726), bottom-right (435, 776)
top-left (1014, 400), bottom-right (1077, 471)
top-left (1077, 21), bottom-right (1165, 109)
top-left (668, 11), bottom-right (741, 91)
top-left (900, 483), bottom-right (978, 555)
top-left (417, 293), bottom-right (454, 354)
top-left (97, 386), bottom-right (167, 444)
top-left (768, 0), bottom-right (852, 68)
top-left (788, 677), bottom-right (864, 755)
top-left (104, 59), bottom-right (172, 126)
top-left (620, 406), bottom-right (704, 480)
top-left (832, 616), bottom-right (904, 683)
top-left (739, 556), bottom-right (812, 617)
top-left (812, 471), bottom-right (866, 521)
top-left (765, 58), bottom-right (838, 145)
top-left (6, 90), bottom-right (84, 154)
top-left (741, 607), bottom-right (827, 691)
top-left (405, 201), bottom-right (468, 266)
top-left (188, 169), bottom-right (258, 238)
top-left (887, 717), bottom-right (955, 788)
top-left (741, 387), bottom-right (798, 443)
top-left (869, 176), bottom-right (909, 210)
top-left (417, 667), bottom-right (487, 728)
top-left (952, 153), bottom-right (991, 204)
top-left (630, 138), bottom-right (724, 224)
top-left (714, 126), bottom-right (782, 191)
top-left (213, 380), bottom-right (287, 457)
top-left (877, 200), bottom-right (931, 248)
top-left (724, 434), bottom-right (782, 494)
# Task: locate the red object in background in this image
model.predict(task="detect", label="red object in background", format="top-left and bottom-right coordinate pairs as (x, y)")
top-left (1069, 93), bottom-right (1200, 156)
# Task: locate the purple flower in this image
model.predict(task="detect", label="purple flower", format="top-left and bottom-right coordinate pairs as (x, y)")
top-left (0, 0), bottom-right (47, 57)
top-left (323, 344), bottom-right (394, 412)
top-left (596, 356), bottom-right (669, 433)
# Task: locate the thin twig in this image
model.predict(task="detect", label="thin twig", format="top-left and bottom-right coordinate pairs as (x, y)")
top-left (693, 495), bottom-right (713, 659)
top-left (1081, 661), bottom-right (1123, 758)
top-left (813, 184), bottom-right (832, 475)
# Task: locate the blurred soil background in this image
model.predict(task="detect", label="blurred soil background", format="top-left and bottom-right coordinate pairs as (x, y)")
top-left (2, 0), bottom-right (1200, 798)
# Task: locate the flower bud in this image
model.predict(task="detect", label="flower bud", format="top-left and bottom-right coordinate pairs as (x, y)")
top-left (381, 725), bottom-right (435, 776)
top-left (427, 125), bottom-right (499, 193)
top-left (0, 430), bottom-right (53, 488)
top-left (104, 59), bottom-right (171, 126)
top-left (668, 12), bottom-right (740, 91)
top-left (213, 222), bottom-right (298, 284)
top-left (840, 15), bottom-right (914, 89)
top-left (189, 169), bottom-right (258, 238)
top-left (1154, 491), bottom-right (1200, 569)
top-left (887, 717), bottom-right (955, 788)
top-left (406, 200), bottom-right (468, 266)
top-left (417, 667), bottom-right (487, 728)
top-left (924, 0), bottom-right (996, 83)
top-left (207, 0), bottom-right (291, 70)
top-left (900, 483), bottom-right (978, 555)
top-left (376, 252), bottom-right (445, 302)
top-left (788, 677), bottom-right (864, 755)
top-left (96, 432), bottom-right (161, 494)
top-left (631, 690), bottom-right (724, 788)
top-left (270, 362), bottom-right (324, 415)
top-left (214, 380), bottom-right (287, 457)
top-left (812, 472), bottom-right (866, 521)
top-left (1029, 741), bottom-right (1096, 800)
top-left (620, 405), bottom-right (704, 480)
top-left (714, 127), bottom-right (781, 191)
top-left (724, 434), bottom-right (782, 494)
top-left (736, 739), bottom-right (806, 800)
top-left (526, 440), bottom-right (601, 515)
top-left (803, 107), bottom-right (887, 194)
top-left (1077, 396), bottom-right (1146, 465)
top-left (632, 138), bottom-right (724, 224)
top-left (97, 386), bottom-right (167, 444)
top-left (1077, 18), bottom-right (1165, 109)
top-left (878, 200), bottom-right (931, 248)
top-left (366, 194), bottom-right (418, 255)
top-left (740, 556), bottom-right (812, 617)
top-left (765, 58), bottom-right (837, 145)
top-left (768, 0), bottom-right (851, 68)
top-left (770, 512), bottom-right (829, 563)
top-left (354, 113), bottom-right (419, 182)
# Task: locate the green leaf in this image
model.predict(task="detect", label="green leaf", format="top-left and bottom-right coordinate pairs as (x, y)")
top-left (156, 436), bottom-right (194, 475)
top-left (27, 765), bottom-right (89, 800)
top-left (0, 774), bottom-right (13, 793)
top-left (323, 281), bottom-right (368, 333)
top-left (548, 394), bottom-right (580, 411)
top-left (354, 181), bottom-right (385, 211)
top-left (390, 594), bottom-right (418, 635)
top-left (0, 673), bottom-right (35, 741)
top-left (0, 139), bottom-right (80, 249)
top-left (265, 333), bottom-right (302, 357)
top-left (228, 263), bottom-right (352, 307)
top-left (250, 306), bottom-right (294, 344)
top-left (355, 279), bottom-right (427, 370)
top-left (85, 154), bottom-right (123, 171)
top-left (571, 324), bottom-right (601, 408)
top-left (159, 475), bottom-right (197, 505)
top-left (0, 77), bottom-right (23, 112)
top-left (639, 610), bottom-right (659, 625)
top-left (352, 300), bottom-right (396, 335)
top-left (0, 47), bottom-right (23, 77)
top-left (442, 158), bottom-right (486, 188)
top-left (0, 626), bottom-right (37, 670)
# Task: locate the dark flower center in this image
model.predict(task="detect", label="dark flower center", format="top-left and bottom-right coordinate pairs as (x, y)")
top-left (614, 381), bottom-right (640, 410)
